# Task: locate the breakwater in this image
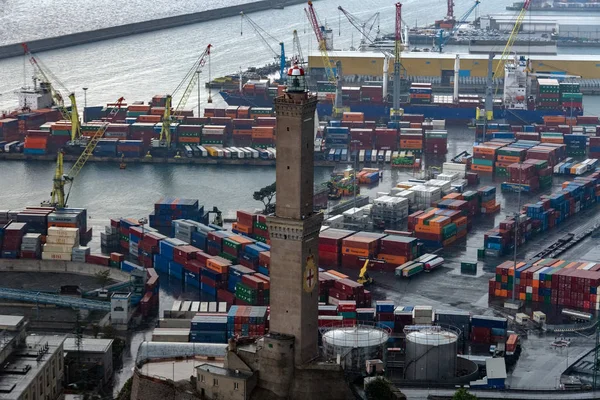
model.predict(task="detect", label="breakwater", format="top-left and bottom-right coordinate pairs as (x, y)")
top-left (0, 0), bottom-right (311, 60)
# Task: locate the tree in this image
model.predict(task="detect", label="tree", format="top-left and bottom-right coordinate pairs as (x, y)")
top-left (94, 269), bottom-right (111, 290)
top-left (253, 182), bottom-right (276, 213)
top-left (453, 388), bottom-right (477, 400)
top-left (365, 378), bottom-right (395, 400)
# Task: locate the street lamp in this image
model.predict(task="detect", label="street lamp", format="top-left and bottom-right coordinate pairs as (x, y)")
top-left (82, 88), bottom-right (88, 122)
top-left (351, 140), bottom-right (361, 210)
top-left (138, 217), bottom-right (148, 237)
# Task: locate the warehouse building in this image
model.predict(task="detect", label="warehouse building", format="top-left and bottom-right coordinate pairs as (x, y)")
top-left (63, 338), bottom-right (114, 385)
top-left (482, 15), bottom-right (600, 40)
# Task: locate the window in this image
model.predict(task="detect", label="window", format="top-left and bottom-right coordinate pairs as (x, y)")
top-left (234, 382), bottom-right (239, 390)
top-left (213, 379), bottom-right (218, 387)
top-left (114, 306), bottom-right (124, 312)
top-left (200, 375), bottom-right (205, 383)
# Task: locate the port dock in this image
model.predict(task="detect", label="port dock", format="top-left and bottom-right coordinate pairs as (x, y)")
top-left (0, 0), bottom-right (310, 60)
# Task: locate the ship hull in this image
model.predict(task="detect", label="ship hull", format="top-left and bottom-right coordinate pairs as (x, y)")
top-left (220, 91), bottom-right (583, 125)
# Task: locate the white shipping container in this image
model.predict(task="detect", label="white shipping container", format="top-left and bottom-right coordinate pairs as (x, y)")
top-left (47, 227), bottom-right (79, 238)
top-left (43, 244), bottom-right (75, 253)
top-left (41, 252), bottom-right (72, 261)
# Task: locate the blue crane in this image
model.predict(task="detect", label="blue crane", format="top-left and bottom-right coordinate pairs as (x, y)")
top-left (240, 12), bottom-right (286, 83)
top-left (436, 0), bottom-right (481, 53)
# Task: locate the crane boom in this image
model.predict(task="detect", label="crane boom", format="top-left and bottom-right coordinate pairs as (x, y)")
top-left (292, 30), bottom-right (305, 65)
top-left (46, 98), bottom-right (125, 208)
top-left (337, 7), bottom-right (380, 48)
top-left (160, 44), bottom-right (212, 147)
top-left (240, 12), bottom-right (286, 82)
top-left (494, 0), bottom-right (532, 81)
top-left (437, 0), bottom-right (480, 52)
top-left (306, 1), bottom-right (336, 85)
top-left (22, 44), bottom-right (80, 140)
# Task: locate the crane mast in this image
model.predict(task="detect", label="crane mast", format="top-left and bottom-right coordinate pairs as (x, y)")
top-left (437, 0), bottom-right (481, 53)
top-left (494, 0), bottom-right (531, 82)
top-left (447, 0), bottom-right (455, 20)
top-left (391, 2), bottom-right (404, 118)
top-left (292, 30), bottom-right (305, 65)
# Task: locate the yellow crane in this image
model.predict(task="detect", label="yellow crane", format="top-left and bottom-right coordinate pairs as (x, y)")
top-left (493, 0), bottom-right (532, 92)
top-left (158, 44), bottom-right (212, 148)
top-left (22, 44), bottom-right (81, 142)
top-left (43, 98), bottom-right (125, 208)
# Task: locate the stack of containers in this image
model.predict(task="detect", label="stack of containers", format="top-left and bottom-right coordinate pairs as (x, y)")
top-left (393, 307), bottom-right (414, 334)
top-left (335, 301), bottom-right (357, 326)
top-left (435, 311), bottom-right (471, 342)
top-left (526, 158), bottom-right (552, 189)
top-left (101, 219), bottom-right (120, 249)
top-left (424, 130), bottom-right (448, 154)
top-left (503, 163), bottom-right (540, 192)
top-left (341, 232), bottom-right (387, 269)
top-left (413, 306), bottom-right (433, 325)
top-left (206, 230), bottom-right (234, 256)
top-left (399, 128), bottom-right (423, 152)
top-left (374, 128), bottom-right (398, 151)
top-left (42, 227), bottom-right (79, 261)
top-left (411, 185), bottom-right (441, 210)
top-left (20, 233), bottom-right (41, 259)
top-left (221, 235), bottom-right (255, 265)
top-left (93, 139), bottom-right (119, 157)
top-left (47, 208), bottom-right (89, 244)
top-left (232, 211), bottom-right (256, 237)
top-left (470, 316), bottom-right (507, 344)
top-left (526, 144), bottom-right (565, 168)
top-left (227, 264), bottom-right (255, 297)
top-left (318, 229), bottom-right (354, 268)
top-left (71, 246), bottom-right (90, 263)
top-left (190, 314), bottom-right (228, 343)
top-left (252, 215), bottom-right (269, 244)
top-left (564, 134), bottom-right (587, 157)
top-left (409, 83), bottom-right (432, 104)
top-left (23, 131), bottom-right (49, 155)
top-left (375, 301), bottom-right (395, 330)
top-left (537, 79), bottom-right (561, 111)
top-left (235, 273), bottom-right (269, 305)
top-left (190, 223), bottom-right (218, 251)
top-left (350, 128), bottom-right (374, 149)
top-left (130, 123), bottom-right (156, 146)
top-left (115, 140), bottom-right (144, 157)
top-left (117, 218), bottom-right (139, 253)
top-left (226, 305), bottom-right (269, 338)
top-left (560, 81), bottom-right (582, 110)
top-left (201, 256), bottom-right (231, 297)
top-left (251, 126), bottom-right (275, 148)
top-left (472, 142), bottom-right (505, 173)
top-left (325, 124), bottom-right (349, 150)
top-left (329, 280), bottom-right (366, 308)
top-left (0, 119), bottom-right (19, 142)
top-left (590, 137), bottom-right (600, 159)
top-left (16, 208), bottom-right (53, 236)
top-left (371, 196), bottom-right (409, 227)
top-left (248, 107), bottom-right (274, 119)
top-left (378, 236), bottom-right (419, 270)
top-left (177, 125), bottom-right (202, 145)
top-left (126, 104), bottom-right (151, 119)
top-left (201, 125), bottom-right (226, 145)
top-left (232, 118), bottom-right (253, 147)
top-left (478, 186), bottom-right (500, 214)
top-left (149, 198), bottom-right (204, 229)
top-left (495, 146), bottom-right (527, 177)
top-left (154, 238), bottom-right (187, 276)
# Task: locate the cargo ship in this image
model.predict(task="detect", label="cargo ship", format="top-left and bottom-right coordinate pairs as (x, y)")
top-left (507, 0), bottom-right (600, 11)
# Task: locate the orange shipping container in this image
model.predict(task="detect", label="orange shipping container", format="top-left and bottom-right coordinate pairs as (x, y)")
top-left (138, 115), bottom-right (162, 123)
top-left (207, 258), bottom-right (231, 274)
top-left (326, 270), bottom-right (349, 279)
top-left (178, 137), bottom-right (200, 144)
top-left (378, 254), bottom-right (407, 265)
top-left (471, 164), bottom-right (493, 172)
top-left (128, 105), bottom-right (151, 112)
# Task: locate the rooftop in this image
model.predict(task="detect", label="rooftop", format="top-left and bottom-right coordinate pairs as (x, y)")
top-left (196, 363), bottom-right (253, 380)
top-left (0, 335), bottom-right (65, 400)
top-left (0, 316), bottom-right (25, 331)
top-left (63, 337), bottom-right (113, 353)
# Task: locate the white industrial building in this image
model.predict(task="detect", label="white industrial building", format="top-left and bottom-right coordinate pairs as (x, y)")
top-left (481, 15), bottom-right (600, 40)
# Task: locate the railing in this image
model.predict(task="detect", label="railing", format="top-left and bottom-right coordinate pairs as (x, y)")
top-left (0, 287), bottom-right (111, 311)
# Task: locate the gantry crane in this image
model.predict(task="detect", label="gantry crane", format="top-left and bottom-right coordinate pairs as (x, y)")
top-left (306, 1), bottom-right (344, 114)
top-left (240, 12), bottom-right (286, 83)
top-left (337, 7), bottom-right (380, 50)
top-left (391, 2), bottom-right (406, 119)
top-left (22, 44), bottom-right (80, 142)
top-left (436, 0), bottom-right (481, 53)
top-left (43, 98), bottom-right (126, 208)
top-left (158, 44), bottom-right (212, 148)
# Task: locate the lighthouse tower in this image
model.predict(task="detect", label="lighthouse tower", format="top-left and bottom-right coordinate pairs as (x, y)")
top-left (266, 63), bottom-right (323, 365)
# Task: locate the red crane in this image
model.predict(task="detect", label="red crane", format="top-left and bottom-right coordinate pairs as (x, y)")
top-left (447, 0), bottom-right (455, 20)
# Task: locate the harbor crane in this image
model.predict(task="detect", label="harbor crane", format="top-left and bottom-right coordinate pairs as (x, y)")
top-left (493, 0), bottom-right (531, 85)
top-left (337, 7), bottom-right (381, 50)
top-left (292, 30), bottom-right (305, 66)
top-left (447, 0), bottom-right (455, 21)
top-left (391, 2), bottom-right (406, 119)
top-left (436, 0), bottom-right (481, 53)
top-left (158, 44), bottom-right (212, 148)
top-left (240, 12), bottom-right (286, 83)
top-left (43, 98), bottom-right (126, 209)
top-left (22, 43), bottom-right (81, 142)
top-left (306, 1), bottom-right (344, 114)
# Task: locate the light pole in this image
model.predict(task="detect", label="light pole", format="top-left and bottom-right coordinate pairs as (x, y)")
top-left (82, 87), bottom-right (88, 122)
top-left (138, 217), bottom-right (148, 237)
top-left (351, 140), bottom-right (360, 210)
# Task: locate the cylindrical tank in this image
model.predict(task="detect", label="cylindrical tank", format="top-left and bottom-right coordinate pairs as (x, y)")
top-left (405, 329), bottom-right (457, 381)
top-left (321, 326), bottom-right (389, 373)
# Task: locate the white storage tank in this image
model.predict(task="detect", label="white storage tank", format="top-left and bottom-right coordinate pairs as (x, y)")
top-left (405, 329), bottom-right (458, 381)
top-left (321, 325), bottom-right (389, 373)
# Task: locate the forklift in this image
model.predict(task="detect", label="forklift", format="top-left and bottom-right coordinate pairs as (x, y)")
top-left (357, 258), bottom-right (386, 285)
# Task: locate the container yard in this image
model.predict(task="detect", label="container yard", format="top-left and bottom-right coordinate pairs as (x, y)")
top-left (4, 1), bottom-right (600, 400)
